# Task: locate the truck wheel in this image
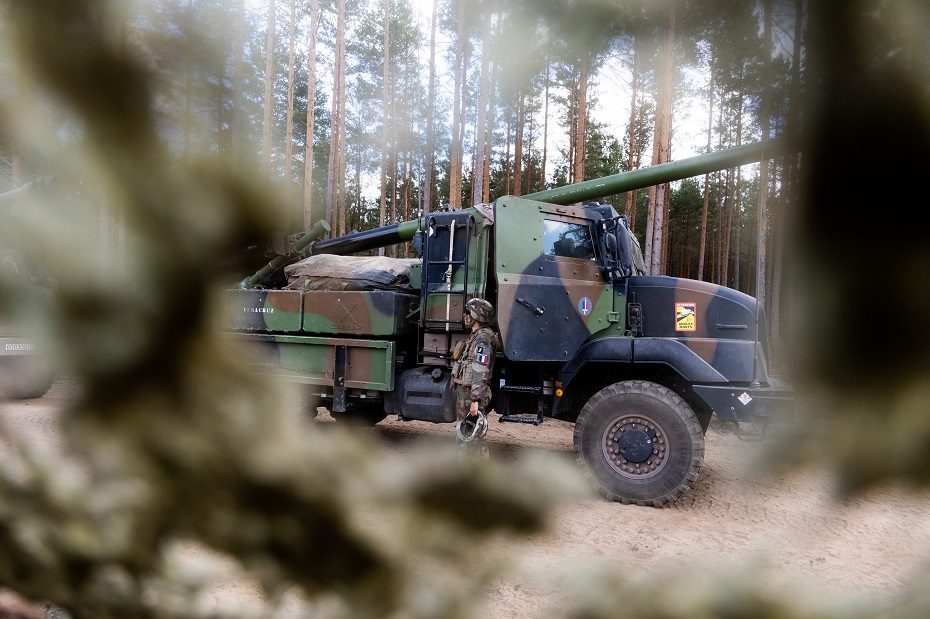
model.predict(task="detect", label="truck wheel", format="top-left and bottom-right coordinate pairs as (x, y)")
top-left (573, 380), bottom-right (704, 506)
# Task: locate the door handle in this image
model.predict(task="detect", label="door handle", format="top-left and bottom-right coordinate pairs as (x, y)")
top-left (517, 297), bottom-right (545, 316)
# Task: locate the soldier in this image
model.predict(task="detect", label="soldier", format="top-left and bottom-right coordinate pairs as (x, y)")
top-left (451, 298), bottom-right (498, 451)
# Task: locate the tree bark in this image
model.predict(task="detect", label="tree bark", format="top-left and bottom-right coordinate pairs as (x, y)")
top-left (733, 76), bottom-right (744, 291)
top-left (771, 0), bottom-right (804, 341)
top-left (483, 59), bottom-right (494, 203)
top-left (572, 58), bottom-right (588, 189)
top-left (448, 0), bottom-right (465, 208)
top-left (756, 0), bottom-right (773, 311)
top-left (303, 0), bottom-right (319, 229)
top-left (504, 112), bottom-right (512, 195)
top-left (230, 0), bottom-right (246, 159)
top-left (325, 0), bottom-right (347, 234)
top-left (261, 0), bottom-right (276, 173)
top-left (645, 3), bottom-right (675, 275)
top-left (284, 0), bottom-right (297, 202)
top-left (698, 48), bottom-right (714, 281)
top-left (541, 59), bottom-right (550, 192)
top-left (379, 0), bottom-right (391, 242)
top-left (721, 168), bottom-right (732, 286)
top-left (624, 41), bottom-right (638, 220)
top-left (422, 0), bottom-right (437, 214)
top-left (471, 15), bottom-right (491, 206)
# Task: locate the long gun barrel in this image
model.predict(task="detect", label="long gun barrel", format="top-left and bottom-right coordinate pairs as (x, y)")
top-left (242, 138), bottom-right (790, 285)
top-left (523, 137), bottom-right (791, 205)
top-left (240, 219), bottom-right (332, 288)
top-left (310, 217), bottom-right (425, 256)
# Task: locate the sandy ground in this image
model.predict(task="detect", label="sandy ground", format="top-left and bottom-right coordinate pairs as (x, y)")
top-left (3, 382), bottom-right (930, 617)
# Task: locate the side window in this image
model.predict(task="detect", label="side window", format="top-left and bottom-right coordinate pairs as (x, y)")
top-left (543, 220), bottom-right (595, 260)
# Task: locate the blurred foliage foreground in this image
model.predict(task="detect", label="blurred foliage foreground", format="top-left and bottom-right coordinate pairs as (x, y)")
top-left (1, 1), bottom-right (930, 618)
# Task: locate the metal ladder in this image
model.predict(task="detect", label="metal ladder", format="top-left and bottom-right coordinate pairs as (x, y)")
top-left (422, 214), bottom-right (473, 330)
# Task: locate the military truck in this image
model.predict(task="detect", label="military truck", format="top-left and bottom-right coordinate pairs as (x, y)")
top-left (0, 178), bottom-right (56, 400)
top-left (227, 140), bottom-right (793, 506)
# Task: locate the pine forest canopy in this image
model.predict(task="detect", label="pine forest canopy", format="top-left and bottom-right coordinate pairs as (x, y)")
top-left (1, 0), bottom-right (807, 329)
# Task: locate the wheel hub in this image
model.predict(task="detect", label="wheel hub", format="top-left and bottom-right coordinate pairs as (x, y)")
top-left (602, 415), bottom-right (669, 479)
top-left (616, 427), bottom-right (654, 463)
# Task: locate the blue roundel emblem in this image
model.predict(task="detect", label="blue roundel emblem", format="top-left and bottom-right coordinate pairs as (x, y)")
top-left (578, 296), bottom-right (593, 316)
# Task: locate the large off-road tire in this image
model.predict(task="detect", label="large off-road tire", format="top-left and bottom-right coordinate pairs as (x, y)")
top-left (573, 380), bottom-right (704, 507)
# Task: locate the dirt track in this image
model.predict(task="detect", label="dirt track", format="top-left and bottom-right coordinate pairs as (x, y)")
top-left (378, 412), bottom-right (930, 615)
top-left (3, 384), bottom-right (930, 617)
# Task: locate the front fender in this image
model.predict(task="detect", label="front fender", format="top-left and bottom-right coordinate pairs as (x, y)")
top-left (557, 336), bottom-right (727, 391)
top-left (552, 336), bottom-right (729, 419)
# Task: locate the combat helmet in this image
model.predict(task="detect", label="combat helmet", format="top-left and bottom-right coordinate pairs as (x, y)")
top-left (465, 298), bottom-right (494, 325)
top-left (455, 411), bottom-right (488, 442)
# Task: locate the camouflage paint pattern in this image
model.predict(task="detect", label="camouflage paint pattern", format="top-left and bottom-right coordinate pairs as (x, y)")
top-left (226, 289), bottom-right (303, 332)
top-left (226, 289), bottom-right (417, 338)
top-left (624, 276), bottom-right (765, 384)
top-left (494, 196), bottom-right (620, 361)
top-left (302, 290), bottom-right (417, 337)
top-left (226, 289), bottom-right (418, 393)
top-left (237, 333), bottom-right (396, 391)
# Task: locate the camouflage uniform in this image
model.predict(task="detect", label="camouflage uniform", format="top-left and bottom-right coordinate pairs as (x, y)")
top-left (451, 300), bottom-right (498, 422)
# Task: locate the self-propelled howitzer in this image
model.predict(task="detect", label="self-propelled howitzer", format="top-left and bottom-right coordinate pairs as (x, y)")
top-left (229, 139), bottom-right (793, 506)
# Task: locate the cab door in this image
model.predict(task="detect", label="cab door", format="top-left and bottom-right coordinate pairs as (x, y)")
top-left (494, 197), bottom-right (614, 361)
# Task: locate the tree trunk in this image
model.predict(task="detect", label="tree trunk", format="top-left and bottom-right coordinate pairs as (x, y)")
top-left (471, 15), bottom-right (491, 206)
top-left (756, 0), bottom-right (773, 311)
top-left (449, 0), bottom-right (465, 208)
top-left (261, 0), bottom-right (276, 173)
top-left (526, 98), bottom-right (535, 193)
top-left (541, 59), bottom-right (550, 192)
top-left (231, 0), bottom-right (246, 159)
top-left (721, 168), bottom-right (732, 286)
top-left (504, 112), bottom-right (512, 195)
top-left (771, 0), bottom-right (805, 341)
top-left (389, 65), bottom-right (398, 256)
top-left (624, 41), bottom-right (638, 220)
top-left (326, 0), bottom-right (347, 235)
top-left (645, 3), bottom-right (675, 275)
top-left (303, 0), bottom-right (319, 229)
top-left (697, 48), bottom-right (714, 281)
top-left (483, 57), bottom-right (495, 203)
top-left (572, 58), bottom-right (588, 189)
top-left (514, 93), bottom-right (524, 196)
top-left (629, 136), bottom-right (643, 232)
top-left (733, 74), bottom-right (744, 291)
top-left (379, 0), bottom-right (391, 247)
top-left (423, 0), bottom-right (437, 214)
top-left (284, 0), bottom-right (297, 202)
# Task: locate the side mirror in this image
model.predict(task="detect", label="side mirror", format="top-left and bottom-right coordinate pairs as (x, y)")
top-left (605, 232), bottom-right (617, 256)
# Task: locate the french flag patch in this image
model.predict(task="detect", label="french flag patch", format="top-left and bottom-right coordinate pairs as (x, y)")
top-left (475, 343), bottom-right (490, 365)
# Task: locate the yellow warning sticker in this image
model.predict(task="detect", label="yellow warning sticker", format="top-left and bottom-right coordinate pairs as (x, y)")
top-left (675, 302), bottom-right (696, 332)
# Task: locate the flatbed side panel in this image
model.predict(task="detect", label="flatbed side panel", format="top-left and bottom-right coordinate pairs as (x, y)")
top-left (302, 290), bottom-right (417, 337)
top-left (235, 333), bottom-right (395, 391)
top-left (224, 289), bottom-right (303, 332)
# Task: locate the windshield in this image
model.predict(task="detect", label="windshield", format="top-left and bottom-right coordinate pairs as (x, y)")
top-left (543, 220), bottom-right (595, 260)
